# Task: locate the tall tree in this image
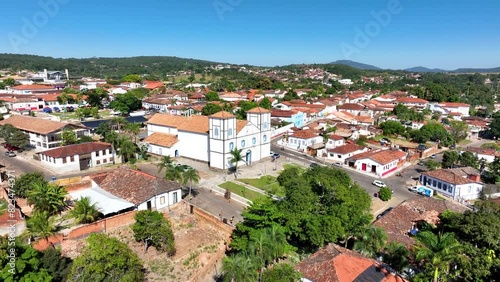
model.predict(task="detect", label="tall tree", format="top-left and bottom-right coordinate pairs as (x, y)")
top-left (414, 231), bottom-right (468, 282)
top-left (383, 242), bottom-right (410, 273)
top-left (449, 121), bottom-right (468, 142)
top-left (201, 103), bottom-right (222, 116)
top-left (26, 211), bottom-right (56, 240)
top-left (12, 172), bottom-right (46, 198)
top-left (61, 128), bottom-right (78, 145)
top-left (27, 182), bottom-right (68, 215)
top-left (261, 263), bottom-right (301, 282)
top-left (353, 226), bottom-right (388, 258)
top-left (459, 151), bottom-right (479, 169)
top-left (442, 151), bottom-right (460, 168)
top-left (70, 196), bottom-right (102, 224)
top-left (157, 155), bottom-right (174, 173)
top-left (116, 136), bottom-right (137, 163)
top-left (259, 97), bottom-right (272, 109)
top-left (182, 167), bottom-right (200, 198)
top-left (132, 210), bottom-right (176, 255)
top-left (205, 91), bottom-right (220, 101)
top-left (68, 233), bottom-right (145, 281)
top-left (229, 147), bottom-right (245, 178)
top-left (164, 164), bottom-right (184, 184)
top-left (222, 253), bottom-right (259, 282)
top-left (123, 122), bottom-right (141, 143)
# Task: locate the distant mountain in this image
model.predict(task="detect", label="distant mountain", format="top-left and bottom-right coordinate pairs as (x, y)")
top-left (329, 60), bottom-right (381, 70)
top-left (453, 67), bottom-right (500, 73)
top-left (404, 66), bottom-right (448, 73)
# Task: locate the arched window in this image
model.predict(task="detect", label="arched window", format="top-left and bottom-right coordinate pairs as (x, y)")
top-left (228, 128), bottom-right (233, 137)
top-left (252, 137), bottom-right (256, 144)
top-left (241, 140), bottom-right (246, 148)
top-left (229, 142), bottom-right (234, 150)
top-left (263, 135), bottom-right (267, 142)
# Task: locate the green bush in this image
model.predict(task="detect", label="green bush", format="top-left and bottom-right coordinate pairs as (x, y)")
top-left (379, 187), bottom-right (392, 201)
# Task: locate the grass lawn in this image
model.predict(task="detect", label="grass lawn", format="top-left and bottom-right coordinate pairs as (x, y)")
top-left (282, 163), bottom-right (306, 173)
top-left (219, 181), bottom-right (264, 201)
top-left (239, 176), bottom-right (285, 197)
top-left (457, 139), bottom-right (472, 145)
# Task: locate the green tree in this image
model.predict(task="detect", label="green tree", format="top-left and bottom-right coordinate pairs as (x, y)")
top-left (27, 182), bottom-right (68, 215)
top-left (449, 121), bottom-right (468, 142)
top-left (123, 122), bottom-right (141, 143)
top-left (201, 103), bottom-right (223, 116)
top-left (7, 130), bottom-right (29, 148)
top-left (0, 239), bottom-right (53, 282)
top-left (70, 196), bottom-right (102, 224)
top-left (379, 120), bottom-right (406, 136)
top-left (353, 226), bottom-right (387, 258)
top-left (378, 187), bottom-right (392, 201)
top-left (425, 160), bottom-right (441, 171)
top-left (414, 231), bottom-right (468, 282)
top-left (122, 74), bottom-right (143, 83)
top-left (109, 92), bottom-right (142, 115)
top-left (459, 151), bottom-right (479, 169)
top-left (2, 78), bottom-right (16, 86)
top-left (383, 242), bottom-right (410, 273)
top-left (442, 150), bottom-right (459, 168)
top-left (132, 210), bottom-right (176, 255)
top-left (12, 172), bottom-right (46, 198)
top-left (261, 263), bottom-right (301, 282)
top-left (205, 91), bottom-right (220, 101)
top-left (26, 210), bottom-right (56, 240)
top-left (68, 233), bottom-right (145, 282)
top-left (488, 111), bottom-right (500, 138)
top-left (222, 253), bottom-right (259, 282)
top-left (116, 136), bottom-right (137, 163)
top-left (230, 147), bottom-right (245, 178)
top-left (39, 247), bottom-right (73, 282)
top-left (157, 155), bottom-right (174, 174)
top-left (182, 167), bottom-right (200, 198)
top-left (236, 101), bottom-right (258, 119)
top-left (259, 97), bottom-right (272, 109)
top-left (61, 128), bottom-right (78, 145)
top-left (165, 164), bottom-right (184, 184)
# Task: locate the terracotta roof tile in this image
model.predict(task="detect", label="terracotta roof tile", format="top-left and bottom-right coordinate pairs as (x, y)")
top-left (40, 142), bottom-right (111, 158)
top-left (210, 111), bottom-right (236, 119)
top-left (90, 166), bottom-right (181, 205)
top-left (148, 113), bottom-right (209, 134)
top-left (0, 115), bottom-right (85, 135)
top-left (439, 102), bottom-right (470, 108)
top-left (246, 107), bottom-right (271, 114)
top-left (421, 168), bottom-right (480, 185)
top-left (12, 84), bottom-right (54, 90)
top-left (337, 103), bottom-right (365, 111)
top-left (291, 129), bottom-right (317, 139)
top-left (328, 144), bottom-right (365, 154)
top-left (329, 134), bottom-right (344, 141)
top-left (144, 133), bottom-right (178, 148)
top-left (351, 149), bottom-right (406, 165)
top-left (236, 120), bottom-right (248, 133)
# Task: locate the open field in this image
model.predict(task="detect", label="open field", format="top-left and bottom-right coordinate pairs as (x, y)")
top-left (219, 181), bottom-right (264, 201)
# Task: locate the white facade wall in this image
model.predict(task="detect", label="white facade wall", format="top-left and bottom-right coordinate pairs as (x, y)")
top-left (354, 158), bottom-right (399, 177)
top-left (39, 148), bottom-right (114, 173)
top-left (325, 139), bottom-right (344, 149)
top-left (327, 148), bottom-right (367, 162)
top-left (287, 136), bottom-right (323, 150)
top-left (137, 189), bottom-right (182, 211)
top-left (477, 153), bottom-right (495, 163)
top-left (419, 175), bottom-right (482, 201)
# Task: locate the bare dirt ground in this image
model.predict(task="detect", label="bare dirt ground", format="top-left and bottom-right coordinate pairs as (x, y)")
top-left (62, 207), bottom-right (231, 282)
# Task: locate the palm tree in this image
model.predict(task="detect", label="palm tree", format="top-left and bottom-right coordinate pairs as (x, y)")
top-left (117, 136), bottom-right (137, 163)
top-left (111, 116), bottom-right (127, 132)
top-left (353, 225), bottom-right (387, 258)
top-left (70, 196), bottom-right (102, 224)
top-left (265, 224), bottom-right (287, 264)
top-left (222, 253), bottom-right (259, 282)
top-left (27, 210), bottom-right (55, 240)
top-left (165, 164), bottom-right (184, 184)
top-left (383, 242), bottom-right (410, 273)
top-left (124, 122), bottom-right (141, 143)
top-left (27, 182), bottom-right (68, 216)
top-left (414, 231), bottom-right (469, 282)
top-left (182, 167), bottom-right (200, 199)
top-left (157, 156), bottom-right (174, 174)
top-left (229, 147), bottom-right (244, 178)
top-left (250, 231), bottom-right (272, 267)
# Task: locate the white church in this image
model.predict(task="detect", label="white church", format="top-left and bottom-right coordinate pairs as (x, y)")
top-left (145, 108), bottom-right (272, 170)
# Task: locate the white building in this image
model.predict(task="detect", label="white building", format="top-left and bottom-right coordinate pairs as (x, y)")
top-left (38, 142), bottom-right (116, 173)
top-left (285, 129), bottom-right (322, 151)
top-left (437, 102), bottom-right (470, 117)
top-left (145, 108), bottom-right (272, 170)
top-left (0, 115), bottom-right (90, 150)
top-left (348, 148), bottom-right (407, 177)
top-left (338, 79), bottom-right (354, 85)
top-left (326, 144), bottom-right (367, 163)
top-left (420, 167), bottom-right (483, 201)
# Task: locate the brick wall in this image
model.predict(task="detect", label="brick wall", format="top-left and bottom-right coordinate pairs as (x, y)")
top-left (192, 205), bottom-right (234, 234)
top-left (33, 234), bottom-right (64, 251)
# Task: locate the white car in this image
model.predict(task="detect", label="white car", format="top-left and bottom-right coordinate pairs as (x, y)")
top-left (372, 180), bottom-right (387, 188)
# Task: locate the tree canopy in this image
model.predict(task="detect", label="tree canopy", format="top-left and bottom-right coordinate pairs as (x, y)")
top-left (131, 210), bottom-right (176, 255)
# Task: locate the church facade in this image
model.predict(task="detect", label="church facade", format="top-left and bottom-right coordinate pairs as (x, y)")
top-left (145, 108), bottom-right (271, 170)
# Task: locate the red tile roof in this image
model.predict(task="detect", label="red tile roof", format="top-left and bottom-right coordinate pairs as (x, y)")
top-left (143, 133), bottom-right (178, 148)
top-left (327, 144), bottom-right (365, 154)
top-left (90, 166), bottom-right (181, 205)
top-left (12, 84), bottom-right (54, 90)
top-left (290, 129), bottom-right (317, 139)
top-left (421, 169), bottom-right (480, 185)
top-left (271, 110), bottom-right (297, 118)
top-left (210, 111), bottom-right (235, 119)
top-left (329, 134), bottom-right (344, 141)
top-left (296, 244), bottom-right (406, 282)
top-left (337, 103), bottom-right (365, 111)
top-left (0, 115), bottom-right (85, 135)
top-left (395, 97), bottom-right (429, 104)
top-left (352, 149), bottom-right (406, 165)
top-left (246, 107), bottom-right (271, 114)
top-left (39, 142), bottom-right (111, 158)
top-left (148, 113), bottom-right (209, 134)
top-left (439, 102), bottom-right (470, 108)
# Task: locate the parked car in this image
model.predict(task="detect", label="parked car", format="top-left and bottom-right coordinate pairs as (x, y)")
top-left (376, 207), bottom-right (393, 219)
top-left (408, 186), bottom-right (419, 193)
top-left (309, 162), bottom-right (319, 168)
top-left (53, 107), bottom-right (61, 112)
top-left (66, 106), bottom-right (75, 112)
top-left (271, 153), bottom-right (280, 159)
top-left (372, 180), bottom-right (387, 188)
top-left (332, 162), bottom-right (343, 167)
top-left (5, 151), bottom-right (16, 157)
top-left (42, 107), bottom-right (52, 113)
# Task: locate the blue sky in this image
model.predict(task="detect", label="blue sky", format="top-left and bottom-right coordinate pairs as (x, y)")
top-left (1, 0), bottom-right (499, 69)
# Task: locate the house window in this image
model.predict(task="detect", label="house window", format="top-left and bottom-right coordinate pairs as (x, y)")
top-left (173, 192), bottom-right (178, 203)
top-left (263, 122), bottom-right (268, 129)
top-left (229, 142), bottom-right (234, 150)
top-left (102, 150), bottom-right (105, 156)
top-left (160, 196), bottom-right (165, 205)
top-left (228, 128), bottom-right (233, 137)
top-left (241, 140), bottom-right (245, 148)
top-left (96, 160), bottom-right (100, 165)
top-left (70, 156), bottom-right (74, 162)
top-left (110, 157), bottom-right (114, 162)
top-left (214, 127), bottom-right (219, 137)
top-left (252, 137), bottom-right (256, 145)
top-left (432, 180), bottom-right (437, 187)
top-left (438, 182), bottom-right (442, 189)
top-left (103, 159), bottom-right (107, 163)
top-left (448, 186), bottom-right (453, 193)
top-left (263, 135), bottom-right (267, 142)
top-left (63, 158), bottom-right (66, 164)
